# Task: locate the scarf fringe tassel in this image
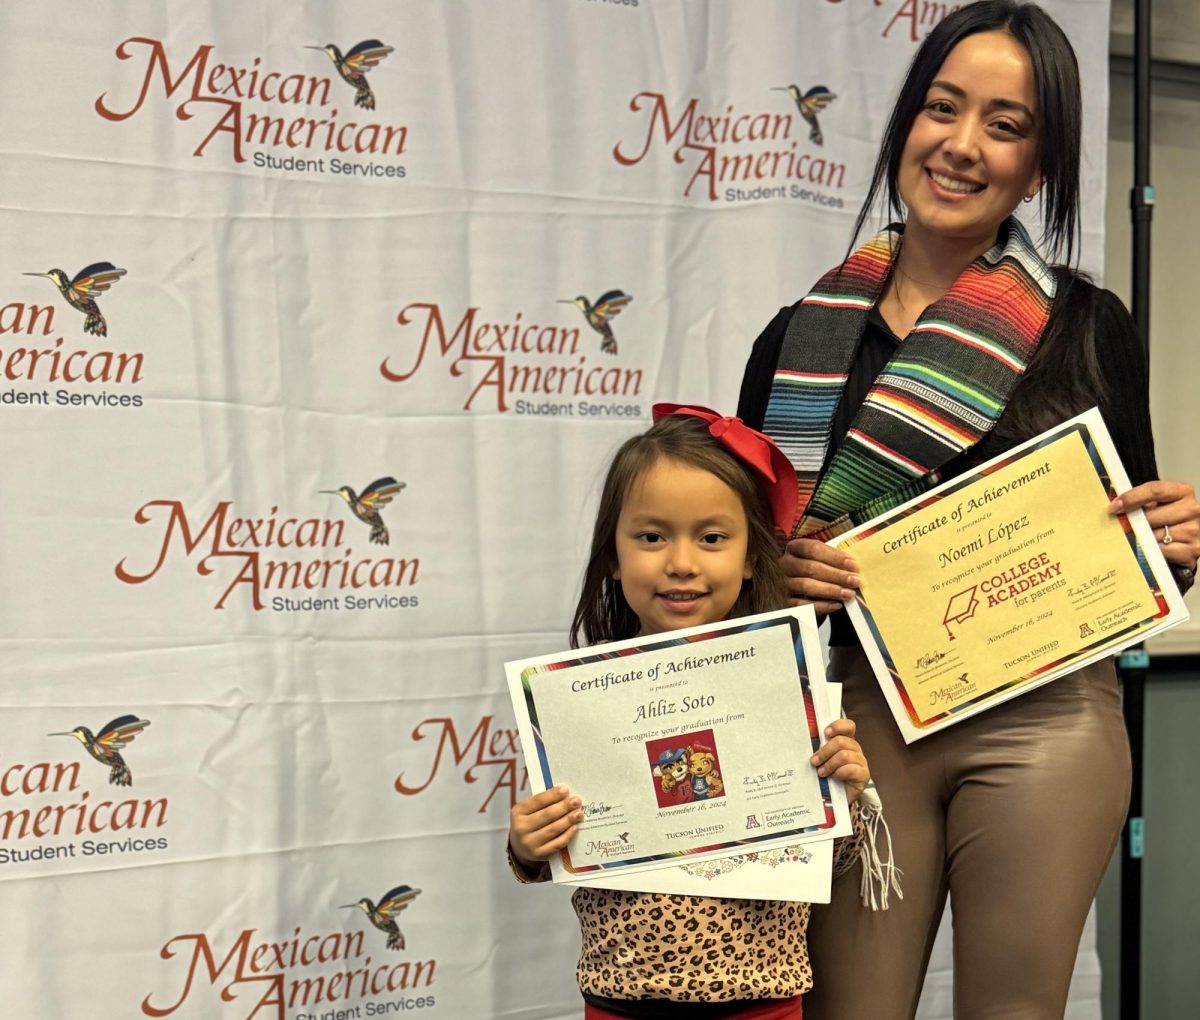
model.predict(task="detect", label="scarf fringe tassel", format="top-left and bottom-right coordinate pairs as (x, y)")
top-left (858, 786), bottom-right (903, 911)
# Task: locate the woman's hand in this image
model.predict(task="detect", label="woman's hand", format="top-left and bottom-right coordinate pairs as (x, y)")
top-left (1111, 480), bottom-right (1200, 572)
top-left (509, 786), bottom-right (583, 868)
top-left (781, 538), bottom-right (861, 615)
top-left (811, 718), bottom-right (870, 805)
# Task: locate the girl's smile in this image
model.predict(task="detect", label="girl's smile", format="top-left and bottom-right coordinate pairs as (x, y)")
top-left (613, 458), bottom-right (753, 637)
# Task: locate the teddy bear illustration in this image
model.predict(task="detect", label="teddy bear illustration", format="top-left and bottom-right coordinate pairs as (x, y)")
top-left (688, 748), bottom-right (724, 800)
top-left (652, 747), bottom-right (691, 801)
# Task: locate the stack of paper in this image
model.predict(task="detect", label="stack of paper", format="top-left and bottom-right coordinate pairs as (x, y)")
top-left (505, 607), bottom-right (847, 902)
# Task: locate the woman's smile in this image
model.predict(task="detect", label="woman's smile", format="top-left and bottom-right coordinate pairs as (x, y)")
top-left (898, 31), bottom-right (1041, 248)
top-left (925, 168), bottom-right (985, 195)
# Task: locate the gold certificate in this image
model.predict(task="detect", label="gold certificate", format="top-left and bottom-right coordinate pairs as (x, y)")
top-left (832, 408), bottom-right (1189, 742)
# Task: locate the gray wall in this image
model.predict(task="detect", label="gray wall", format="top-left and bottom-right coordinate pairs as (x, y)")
top-left (1096, 661), bottom-right (1200, 1019)
top-left (1098, 22), bottom-right (1200, 1016)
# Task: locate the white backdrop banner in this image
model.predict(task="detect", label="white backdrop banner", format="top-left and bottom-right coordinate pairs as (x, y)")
top-left (0, 2), bottom-right (1110, 1018)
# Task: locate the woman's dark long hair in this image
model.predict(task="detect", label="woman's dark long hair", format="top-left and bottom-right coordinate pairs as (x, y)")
top-left (569, 416), bottom-right (789, 648)
top-left (991, 266), bottom-right (1114, 442)
top-left (850, 1), bottom-right (1082, 266)
top-left (850, 1), bottom-right (1107, 439)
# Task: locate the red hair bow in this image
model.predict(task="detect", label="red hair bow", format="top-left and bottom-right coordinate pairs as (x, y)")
top-left (652, 403), bottom-right (798, 536)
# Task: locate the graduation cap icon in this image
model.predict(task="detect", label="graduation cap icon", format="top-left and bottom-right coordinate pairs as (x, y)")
top-left (942, 586), bottom-right (980, 640)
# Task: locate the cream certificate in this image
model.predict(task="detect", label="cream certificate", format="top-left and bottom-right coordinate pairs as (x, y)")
top-left (560, 684), bottom-right (844, 903)
top-left (505, 607), bottom-right (850, 884)
top-left (832, 408), bottom-right (1189, 743)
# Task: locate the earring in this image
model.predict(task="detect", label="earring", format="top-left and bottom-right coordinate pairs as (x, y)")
top-left (1024, 193), bottom-right (1037, 203)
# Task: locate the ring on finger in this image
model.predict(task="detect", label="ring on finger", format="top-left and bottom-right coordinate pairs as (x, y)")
top-left (1162, 523), bottom-right (1174, 545)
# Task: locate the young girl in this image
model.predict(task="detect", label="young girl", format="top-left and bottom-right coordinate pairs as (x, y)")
top-left (507, 404), bottom-right (871, 1020)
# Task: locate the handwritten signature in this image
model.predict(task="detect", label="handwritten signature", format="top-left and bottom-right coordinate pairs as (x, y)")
top-left (1067, 569), bottom-right (1117, 600)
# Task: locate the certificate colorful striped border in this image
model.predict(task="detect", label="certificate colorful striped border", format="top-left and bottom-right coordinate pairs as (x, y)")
top-left (838, 418), bottom-right (1171, 732)
top-left (518, 614), bottom-right (837, 875)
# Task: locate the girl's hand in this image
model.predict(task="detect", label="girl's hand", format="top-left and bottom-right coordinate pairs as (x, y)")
top-left (509, 786), bottom-right (584, 868)
top-left (811, 718), bottom-right (870, 805)
top-left (782, 538), bottom-right (861, 615)
top-left (1111, 480), bottom-right (1200, 571)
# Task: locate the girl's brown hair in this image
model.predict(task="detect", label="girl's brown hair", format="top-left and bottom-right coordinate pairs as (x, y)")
top-left (570, 415), bottom-right (789, 647)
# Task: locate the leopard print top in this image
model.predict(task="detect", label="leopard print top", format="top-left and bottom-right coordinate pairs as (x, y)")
top-left (509, 808), bottom-right (863, 1003)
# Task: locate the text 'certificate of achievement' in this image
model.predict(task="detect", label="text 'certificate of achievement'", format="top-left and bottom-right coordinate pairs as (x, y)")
top-left (831, 408), bottom-right (1189, 743)
top-left (504, 607), bottom-right (850, 886)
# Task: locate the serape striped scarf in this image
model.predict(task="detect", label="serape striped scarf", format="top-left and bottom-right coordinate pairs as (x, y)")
top-left (763, 217), bottom-right (1056, 540)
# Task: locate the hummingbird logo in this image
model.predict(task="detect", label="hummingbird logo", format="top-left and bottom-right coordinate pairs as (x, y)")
top-left (322, 476), bottom-right (405, 545)
top-left (558, 290), bottom-right (633, 355)
top-left (49, 715), bottom-right (150, 787)
top-left (307, 40), bottom-right (394, 110)
top-left (772, 84), bottom-right (837, 146)
top-left (342, 884), bottom-right (422, 951)
top-left (24, 262), bottom-right (126, 336)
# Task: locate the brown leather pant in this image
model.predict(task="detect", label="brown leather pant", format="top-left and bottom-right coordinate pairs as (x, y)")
top-left (804, 647), bottom-right (1131, 1020)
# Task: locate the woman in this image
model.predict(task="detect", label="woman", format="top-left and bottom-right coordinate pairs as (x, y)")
top-left (736, 3), bottom-right (1199, 1018)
